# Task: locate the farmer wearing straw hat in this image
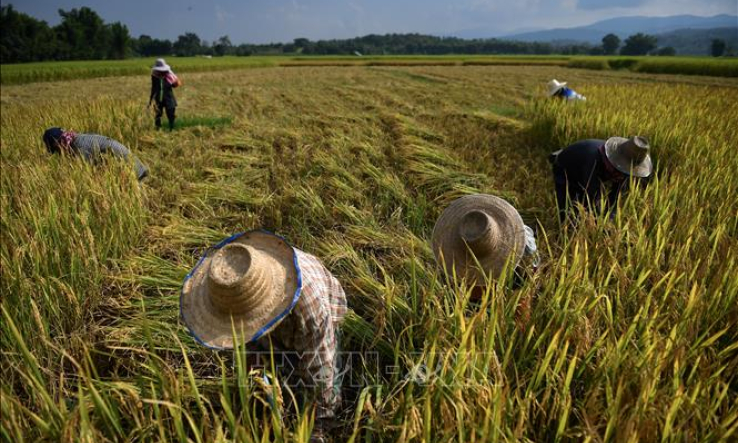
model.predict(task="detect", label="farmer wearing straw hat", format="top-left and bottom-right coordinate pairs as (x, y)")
top-left (148, 58), bottom-right (181, 130)
top-left (42, 127), bottom-right (149, 181)
top-left (550, 136), bottom-right (653, 222)
top-left (548, 79), bottom-right (586, 101)
top-left (181, 230), bottom-right (347, 443)
top-left (431, 194), bottom-right (540, 296)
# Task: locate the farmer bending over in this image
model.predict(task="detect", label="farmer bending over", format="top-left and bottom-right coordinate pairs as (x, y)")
top-left (148, 58), bottom-right (180, 130)
top-left (548, 79), bottom-right (586, 102)
top-left (550, 136), bottom-right (653, 222)
top-left (43, 127), bottom-right (149, 181)
top-left (432, 194), bottom-right (539, 301)
top-left (181, 230), bottom-right (348, 443)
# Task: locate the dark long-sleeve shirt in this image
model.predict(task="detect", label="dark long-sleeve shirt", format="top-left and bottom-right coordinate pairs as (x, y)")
top-left (552, 139), bottom-right (627, 218)
top-left (71, 134), bottom-right (149, 180)
top-left (150, 75), bottom-right (177, 108)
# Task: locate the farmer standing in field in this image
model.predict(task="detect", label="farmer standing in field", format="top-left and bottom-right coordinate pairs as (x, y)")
top-left (550, 136), bottom-right (653, 222)
top-left (432, 194), bottom-right (539, 297)
top-left (148, 58), bottom-right (181, 130)
top-left (181, 230), bottom-right (347, 443)
top-left (42, 127), bottom-right (149, 181)
top-left (548, 79), bottom-right (586, 101)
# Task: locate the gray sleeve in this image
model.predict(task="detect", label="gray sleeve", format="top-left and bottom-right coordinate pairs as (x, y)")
top-left (75, 135), bottom-right (149, 181)
top-left (523, 225), bottom-right (540, 268)
top-left (104, 138), bottom-right (132, 159)
top-left (108, 140), bottom-right (149, 180)
top-left (133, 158), bottom-right (149, 181)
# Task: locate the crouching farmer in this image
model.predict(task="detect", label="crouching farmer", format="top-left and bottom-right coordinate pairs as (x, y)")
top-left (432, 194), bottom-right (539, 301)
top-left (550, 136), bottom-right (653, 222)
top-left (181, 230), bottom-right (347, 443)
top-left (43, 127), bottom-right (149, 181)
top-left (548, 79), bottom-right (586, 101)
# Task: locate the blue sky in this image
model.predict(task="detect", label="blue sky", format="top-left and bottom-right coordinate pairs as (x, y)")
top-left (8, 0), bottom-right (737, 44)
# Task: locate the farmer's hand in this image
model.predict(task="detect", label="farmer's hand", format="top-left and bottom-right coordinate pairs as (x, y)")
top-left (309, 429), bottom-right (327, 443)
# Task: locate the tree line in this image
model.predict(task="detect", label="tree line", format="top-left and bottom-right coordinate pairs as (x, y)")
top-left (0, 4), bottom-right (731, 64)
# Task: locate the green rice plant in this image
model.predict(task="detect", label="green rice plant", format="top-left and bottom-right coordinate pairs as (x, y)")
top-left (634, 57), bottom-right (738, 77)
top-left (173, 116), bottom-right (234, 130)
top-left (0, 56), bottom-right (279, 85)
top-left (567, 58), bottom-right (610, 70)
top-left (565, 56), bottom-right (738, 78)
top-left (606, 57), bottom-right (640, 70)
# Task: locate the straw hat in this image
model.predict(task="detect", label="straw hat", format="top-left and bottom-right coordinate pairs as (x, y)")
top-left (432, 195), bottom-right (526, 286)
top-left (181, 230), bottom-right (302, 349)
top-left (604, 136), bottom-right (653, 178)
top-left (547, 79), bottom-right (567, 96)
top-left (152, 58), bottom-right (171, 72)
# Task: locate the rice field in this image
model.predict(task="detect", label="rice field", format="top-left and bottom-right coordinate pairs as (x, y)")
top-left (1, 63), bottom-right (737, 442)
top-left (1, 54), bottom-right (736, 86)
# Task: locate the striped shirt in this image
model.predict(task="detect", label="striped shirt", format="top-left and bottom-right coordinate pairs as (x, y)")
top-left (253, 249), bottom-right (348, 421)
top-left (71, 134), bottom-right (149, 180)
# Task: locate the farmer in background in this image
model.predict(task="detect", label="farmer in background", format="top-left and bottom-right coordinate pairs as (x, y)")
top-left (43, 127), bottom-right (148, 181)
top-left (181, 230), bottom-right (347, 443)
top-left (550, 136), bottom-right (653, 222)
top-left (548, 79), bottom-right (586, 101)
top-left (148, 58), bottom-right (180, 130)
top-left (432, 194), bottom-right (539, 300)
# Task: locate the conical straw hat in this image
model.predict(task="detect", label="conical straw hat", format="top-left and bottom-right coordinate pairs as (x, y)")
top-left (547, 79), bottom-right (567, 96)
top-left (604, 136), bottom-right (653, 178)
top-left (181, 230), bottom-right (301, 349)
top-left (432, 194), bottom-right (526, 285)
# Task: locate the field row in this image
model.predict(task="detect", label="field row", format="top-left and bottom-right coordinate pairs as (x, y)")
top-left (2, 55), bottom-right (737, 85)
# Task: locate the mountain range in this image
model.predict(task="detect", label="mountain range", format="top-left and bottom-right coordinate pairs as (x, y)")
top-left (500, 14), bottom-right (737, 43)
top-left (452, 14), bottom-right (737, 55)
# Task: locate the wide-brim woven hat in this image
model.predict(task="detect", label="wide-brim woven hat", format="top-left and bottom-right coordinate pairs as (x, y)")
top-left (548, 79), bottom-right (567, 96)
top-left (152, 58), bottom-right (171, 72)
top-left (604, 136), bottom-right (653, 178)
top-left (181, 230), bottom-right (302, 349)
top-left (432, 194), bottom-right (526, 286)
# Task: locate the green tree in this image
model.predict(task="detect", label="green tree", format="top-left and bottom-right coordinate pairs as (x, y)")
top-left (620, 33), bottom-right (658, 55)
top-left (108, 22), bottom-right (130, 59)
top-left (213, 35), bottom-right (232, 56)
top-left (173, 32), bottom-right (202, 56)
top-left (602, 33), bottom-right (620, 55)
top-left (134, 34), bottom-right (172, 56)
top-left (293, 38), bottom-right (310, 48)
top-left (0, 5), bottom-right (57, 63)
top-left (711, 39), bottom-right (726, 57)
top-left (55, 7), bottom-right (112, 60)
top-left (654, 46), bottom-right (676, 56)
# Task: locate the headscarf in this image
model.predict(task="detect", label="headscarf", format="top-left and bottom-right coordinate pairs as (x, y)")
top-left (43, 127), bottom-right (76, 154)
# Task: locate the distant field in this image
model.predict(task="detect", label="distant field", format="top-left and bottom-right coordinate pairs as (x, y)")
top-left (1, 55), bottom-right (736, 85)
top-left (1, 65), bottom-right (737, 441)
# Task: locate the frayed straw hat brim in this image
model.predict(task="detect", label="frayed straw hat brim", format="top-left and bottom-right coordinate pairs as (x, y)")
top-left (432, 194), bottom-right (526, 285)
top-left (181, 230), bottom-right (301, 349)
top-left (604, 137), bottom-right (653, 178)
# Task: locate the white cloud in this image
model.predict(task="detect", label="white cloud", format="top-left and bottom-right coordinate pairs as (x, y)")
top-left (215, 5), bottom-right (235, 23)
